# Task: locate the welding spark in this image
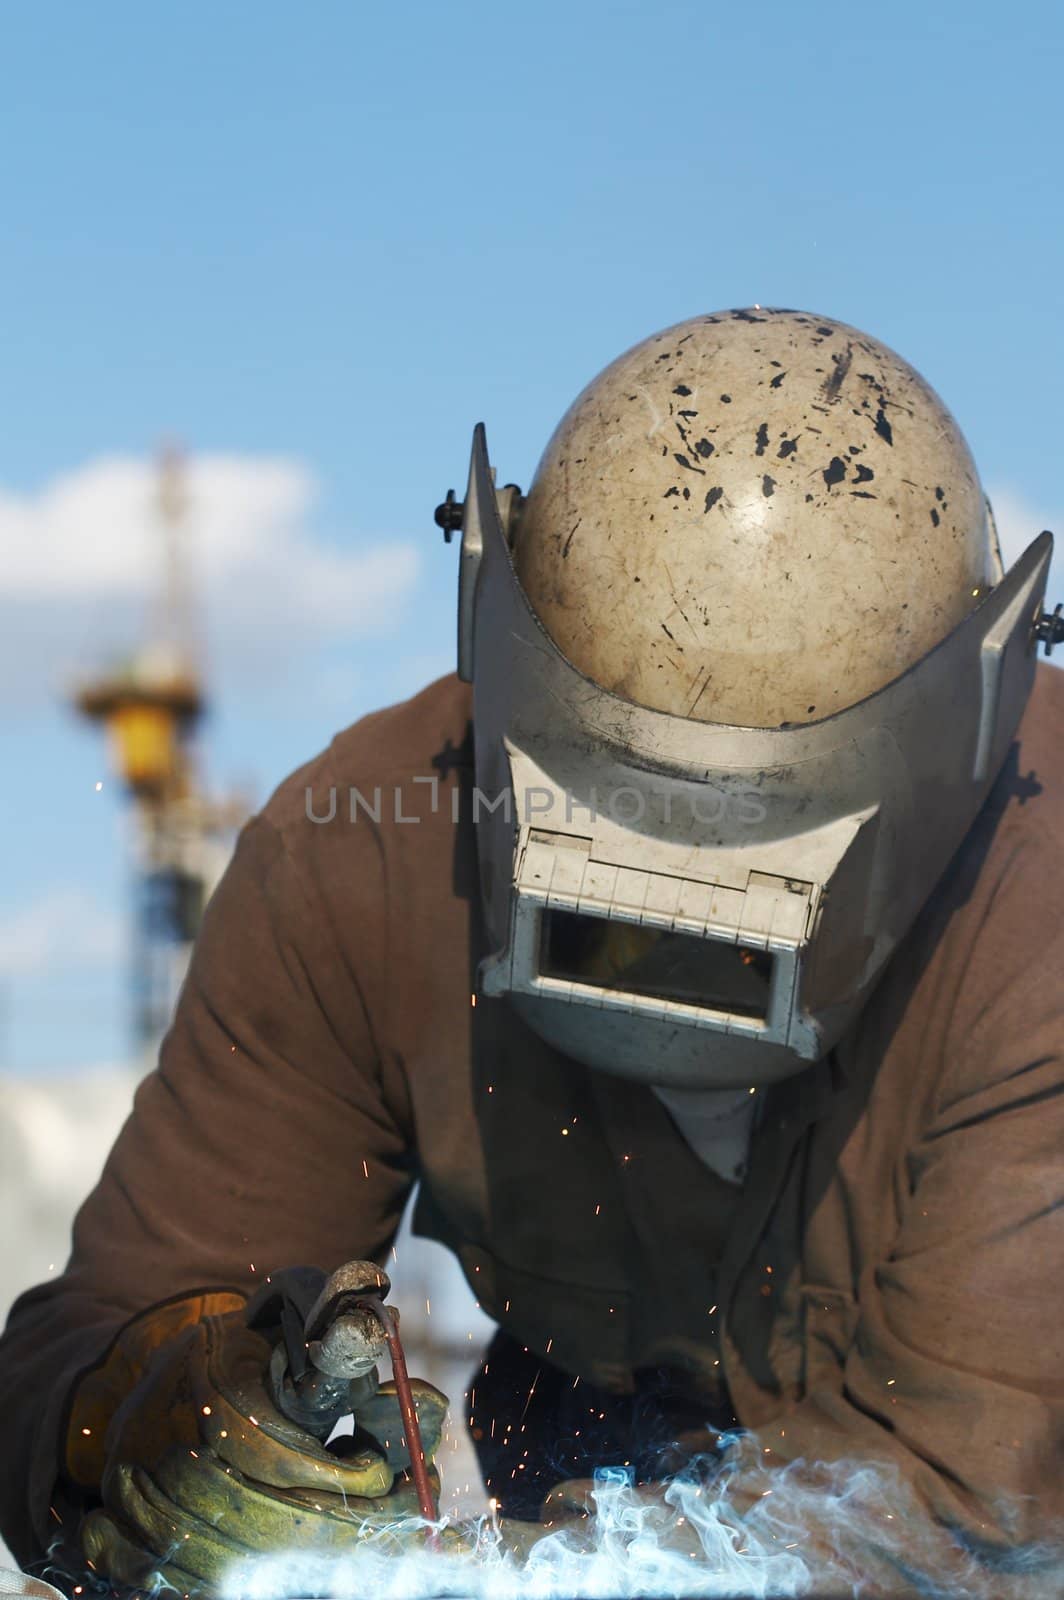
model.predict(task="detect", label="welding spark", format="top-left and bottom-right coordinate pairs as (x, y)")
top-left (519, 1372), bottom-right (541, 1424)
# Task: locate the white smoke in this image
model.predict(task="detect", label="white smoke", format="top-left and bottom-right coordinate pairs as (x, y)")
top-left (215, 1439), bottom-right (1064, 1600)
top-left (218, 1470), bottom-right (810, 1599)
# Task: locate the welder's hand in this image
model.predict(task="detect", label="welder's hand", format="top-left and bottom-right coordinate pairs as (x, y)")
top-left (69, 1302), bottom-right (447, 1596)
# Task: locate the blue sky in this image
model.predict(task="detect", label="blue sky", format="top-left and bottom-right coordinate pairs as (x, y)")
top-left (1, 0), bottom-right (1061, 1070)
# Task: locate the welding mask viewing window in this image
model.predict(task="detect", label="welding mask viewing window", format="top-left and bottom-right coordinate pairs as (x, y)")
top-left (440, 310), bottom-right (1057, 1089)
top-left (541, 911), bottom-right (775, 1020)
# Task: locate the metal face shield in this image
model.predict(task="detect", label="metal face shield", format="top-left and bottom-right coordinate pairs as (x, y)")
top-left (455, 425), bottom-right (1053, 1089)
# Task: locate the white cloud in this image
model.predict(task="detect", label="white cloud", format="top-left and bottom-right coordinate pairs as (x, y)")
top-left (0, 453), bottom-right (421, 706)
top-left (0, 887), bottom-right (123, 978)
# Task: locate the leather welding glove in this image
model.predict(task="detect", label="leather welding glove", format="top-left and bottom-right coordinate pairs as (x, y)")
top-left (65, 1294), bottom-right (447, 1597)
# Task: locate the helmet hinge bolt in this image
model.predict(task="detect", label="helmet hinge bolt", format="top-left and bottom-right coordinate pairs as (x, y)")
top-left (434, 489), bottom-right (464, 543)
top-left (1036, 602), bottom-right (1064, 656)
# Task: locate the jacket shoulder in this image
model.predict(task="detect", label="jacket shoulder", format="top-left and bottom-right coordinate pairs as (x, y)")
top-left (1017, 659), bottom-right (1064, 793)
top-left (259, 674), bottom-right (473, 837)
top-left (977, 660), bottom-right (1064, 911)
top-left (928, 662), bottom-right (1064, 1100)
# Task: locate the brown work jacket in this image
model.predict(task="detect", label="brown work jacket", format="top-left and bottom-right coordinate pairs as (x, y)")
top-left (1, 669), bottom-right (1062, 1578)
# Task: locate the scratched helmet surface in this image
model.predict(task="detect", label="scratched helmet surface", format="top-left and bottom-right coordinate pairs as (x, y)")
top-left (513, 309), bottom-right (998, 728)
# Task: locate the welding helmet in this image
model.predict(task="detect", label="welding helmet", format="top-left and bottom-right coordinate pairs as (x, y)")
top-left (439, 309), bottom-right (1056, 1088)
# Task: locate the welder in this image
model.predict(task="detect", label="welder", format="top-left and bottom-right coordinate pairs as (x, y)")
top-left (1, 309), bottom-right (1061, 1595)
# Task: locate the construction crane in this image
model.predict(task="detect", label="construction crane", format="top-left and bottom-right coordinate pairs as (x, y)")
top-left (72, 446), bottom-right (247, 1057)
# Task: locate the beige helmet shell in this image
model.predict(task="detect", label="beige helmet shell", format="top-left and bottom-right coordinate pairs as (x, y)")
top-left (514, 309), bottom-right (999, 728)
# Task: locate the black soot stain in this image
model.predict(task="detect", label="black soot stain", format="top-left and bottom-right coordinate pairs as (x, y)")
top-left (821, 343), bottom-right (854, 403)
top-left (562, 519), bottom-right (581, 558)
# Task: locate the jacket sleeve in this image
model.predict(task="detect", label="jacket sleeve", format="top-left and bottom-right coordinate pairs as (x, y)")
top-left (0, 802), bottom-right (415, 1567)
top-left (729, 947), bottom-right (1064, 1591)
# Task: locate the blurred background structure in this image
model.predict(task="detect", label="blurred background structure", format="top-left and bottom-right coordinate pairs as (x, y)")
top-left (72, 446), bottom-right (247, 1052)
top-left (1, 0), bottom-right (1062, 1565)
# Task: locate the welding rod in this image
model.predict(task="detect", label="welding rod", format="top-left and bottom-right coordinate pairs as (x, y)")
top-left (365, 1296), bottom-right (441, 1537)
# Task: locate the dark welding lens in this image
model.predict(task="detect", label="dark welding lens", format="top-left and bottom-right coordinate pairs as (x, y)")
top-left (541, 909), bottom-right (773, 1019)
